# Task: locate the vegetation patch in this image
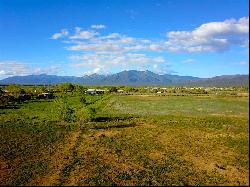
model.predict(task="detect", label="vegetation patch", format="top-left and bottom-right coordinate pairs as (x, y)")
top-left (0, 84), bottom-right (248, 185)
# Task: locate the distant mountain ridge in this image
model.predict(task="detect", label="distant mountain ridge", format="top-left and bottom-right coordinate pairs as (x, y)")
top-left (0, 70), bottom-right (248, 87)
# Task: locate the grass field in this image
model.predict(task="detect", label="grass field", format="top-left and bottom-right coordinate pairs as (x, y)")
top-left (0, 94), bottom-right (249, 186)
top-left (105, 95), bottom-right (249, 117)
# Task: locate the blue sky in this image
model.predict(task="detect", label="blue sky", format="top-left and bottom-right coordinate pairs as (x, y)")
top-left (0, 0), bottom-right (249, 79)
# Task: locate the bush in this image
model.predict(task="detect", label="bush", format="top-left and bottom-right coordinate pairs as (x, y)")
top-left (76, 107), bottom-right (90, 122)
top-left (88, 107), bottom-right (96, 121)
top-left (6, 84), bottom-right (22, 97)
top-left (80, 96), bottom-right (87, 105)
top-left (109, 87), bottom-right (118, 93)
top-left (53, 97), bottom-right (76, 122)
top-left (0, 95), bottom-right (9, 107)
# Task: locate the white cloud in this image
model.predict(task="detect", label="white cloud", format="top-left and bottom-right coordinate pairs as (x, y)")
top-left (120, 37), bottom-right (134, 43)
top-left (0, 61), bottom-right (29, 76)
top-left (51, 17), bottom-right (249, 75)
top-left (239, 61), bottom-right (248, 65)
top-left (153, 64), bottom-right (158, 69)
top-left (148, 44), bottom-right (163, 51)
top-left (93, 67), bottom-right (101, 73)
top-left (48, 24), bottom-right (183, 75)
top-left (152, 63), bottom-right (174, 75)
top-left (103, 33), bottom-right (121, 39)
top-left (153, 56), bottom-right (165, 63)
top-left (0, 70), bottom-right (6, 76)
top-left (70, 53), bottom-right (165, 66)
top-left (69, 53), bottom-right (165, 75)
top-left (166, 17), bottom-right (249, 52)
top-left (192, 17), bottom-right (249, 37)
top-left (65, 35), bottom-right (155, 54)
top-left (69, 27), bottom-right (99, 39)
top-left (182, 59), bottom-right (196, 64)
top-left (233, 61), bottom-right (248, 65)
top-left (91, 24), bottom-right (106, 29)
top-left (0, 60), bottom-right (61, 79)
top-left (51, 29), bottom-right (69, 39)
top-left (32, 65), bottom-right (61, 75)
top-left (54, 27), bottom-right (162, 55)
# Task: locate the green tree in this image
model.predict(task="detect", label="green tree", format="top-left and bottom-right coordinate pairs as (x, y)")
top-left (6, 84), bottom-right (21, 97)
top-left (109, 86), bottom-right (118, 93)
top-left (25, 87), bottom-right (35, 94)
top-left (67, 83), bottom-right (75, 92)
top-left (57, 83), bottom-right (75, 95)
top-left (77, 86), bottom-right (87, 95)
top-left (0, 95), bottom-right (9, 107)
top-left (20, 89), bottom-right (26, 94)
top-left (41, 86), bottom-right (48, 92)
top-left (33, 87), bottom-right (44, 94)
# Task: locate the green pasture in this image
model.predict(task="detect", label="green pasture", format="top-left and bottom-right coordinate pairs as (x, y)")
top-left (104, 95), bottom-right (249, 117)
top-left (0, 94), bottom-right (249, 186)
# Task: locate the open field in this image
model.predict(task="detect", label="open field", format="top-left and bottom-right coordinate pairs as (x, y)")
top-left (106, 95), bottom-right (249, 117)
top-left (0, 93), bottom-right (249, 186)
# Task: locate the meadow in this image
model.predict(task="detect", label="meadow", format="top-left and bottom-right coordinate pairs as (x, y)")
top-left (0, 90), bottom-right (249, 186)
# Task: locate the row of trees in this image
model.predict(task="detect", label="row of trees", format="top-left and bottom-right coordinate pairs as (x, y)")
top-left (2, 83), bottom-right (247, 97)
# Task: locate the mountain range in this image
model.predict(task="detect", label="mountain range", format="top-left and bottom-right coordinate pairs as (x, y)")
top-left (0, 70), bottom-right (248, 87)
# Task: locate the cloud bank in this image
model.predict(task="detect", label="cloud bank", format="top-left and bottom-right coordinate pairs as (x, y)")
top-left (165, 17), bottom-right (249, 52)
top-left (52, 24), bottom-right (168, 74)
top-left (51, 18), bottom-right (249, 75)
top-left (0, 61), bottom-right (61, 79)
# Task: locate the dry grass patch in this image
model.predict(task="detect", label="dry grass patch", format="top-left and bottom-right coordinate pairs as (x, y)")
top-left (148, 151), bottom-right (166, 161)
top-left (95, 130), bottom-right (120, 138)
top-left (156, 126), bottom-right (249, 186)
top-left (0, 156), bottom-right (13, 185)
top-left (27, 130), bottom-right (81, 186)
top-left (137, 122), bottom-right (156, 129)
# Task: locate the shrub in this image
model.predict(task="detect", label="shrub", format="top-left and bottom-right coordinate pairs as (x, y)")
top-left (6, 84), bottom-right (22, 97)
top-left (76, 106), bottom-right (97, 123)
top-left (88, 107), bottom-right (96, 121)
top-left (109, 87), bottom-right (118, 93)
top-left (75, 107), bottom-right (91, 122)
top-left (0, 95), bottom-right (9, 107)
top-left (80, 96), bottom-right (87, 105)
top-left (53, 97), bottom-right (76, 122)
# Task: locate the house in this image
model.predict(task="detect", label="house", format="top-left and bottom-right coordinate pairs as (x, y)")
top-left (36, 93), bottom-right (53, 99)
top-left (96, 89), bottom-right (105, 95)
top-left (18, 94), bottom-right (32, 101)
top-left (86, 89), bottom-right (96, 95)
top-left (86, 89), bottom-right (105, 95)
top-left (117, 89), bottom-right (124, 93)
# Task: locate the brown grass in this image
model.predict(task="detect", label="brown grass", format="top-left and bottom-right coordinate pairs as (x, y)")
top-left (27, 130), bottom-right (81, 186)
top-left (0, 156), bottom-right (13, 185)
top-left (156, 127), bottom-right (249, 186)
